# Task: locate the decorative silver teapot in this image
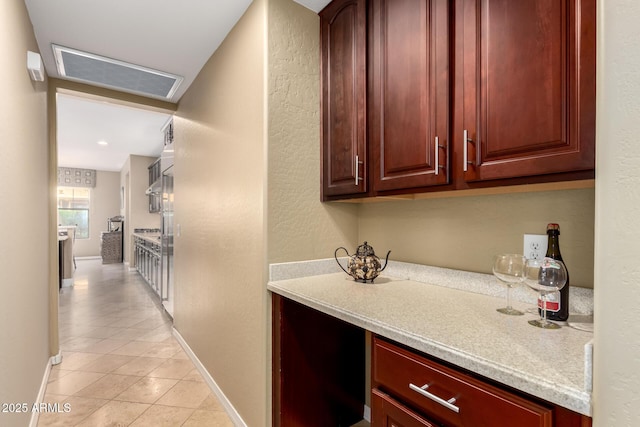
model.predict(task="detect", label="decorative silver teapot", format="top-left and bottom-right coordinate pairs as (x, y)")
top-left (335, 241), bottom-right (391, 283)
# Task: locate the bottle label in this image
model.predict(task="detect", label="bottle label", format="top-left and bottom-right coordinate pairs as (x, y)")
top-left (537, 292), bottom-right (560, 312)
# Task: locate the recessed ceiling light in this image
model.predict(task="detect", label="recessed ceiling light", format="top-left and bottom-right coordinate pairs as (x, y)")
top-left (97, 140), bottom-right (108, 146)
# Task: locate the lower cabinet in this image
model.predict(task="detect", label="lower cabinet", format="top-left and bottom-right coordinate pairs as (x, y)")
top-left (134, 236), bottom-right (161, 295)
top-left (271, 295), bottom-right (591, 427)
top-left (272, 294), bottom-right (365, 427)
top-left (372, 388), bottom-right (438, 427)
top-left (372, 337), bottom-right (590, 427)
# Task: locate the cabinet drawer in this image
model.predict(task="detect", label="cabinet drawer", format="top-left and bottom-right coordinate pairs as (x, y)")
top-left (372, 388), bottom-right (439, 427)
top-left (372, 337), bottom-right (552, 427)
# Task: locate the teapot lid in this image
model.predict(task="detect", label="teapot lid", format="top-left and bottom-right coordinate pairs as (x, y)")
top-left (356, 241), bottom-right (376, 257)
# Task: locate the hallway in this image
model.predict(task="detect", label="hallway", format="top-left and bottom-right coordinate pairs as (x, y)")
top-left (38, 260), bottom-right (233, 427)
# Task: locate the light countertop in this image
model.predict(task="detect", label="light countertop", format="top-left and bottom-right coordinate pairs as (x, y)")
top-left (267, 260), bottom-right (593, 416)
top-left (133, 232), bottom-right (161, 244)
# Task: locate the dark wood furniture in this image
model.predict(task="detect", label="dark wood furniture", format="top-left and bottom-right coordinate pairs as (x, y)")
top-left (321, 0), bottom-right (596, 200)
top-left (456, 0), bottom-right (596, 184)
top-left (370, 0), bottom-right (450, 192)
top-left (321, 0), bottom-right (369, 198)
top-left (272, 294), bottom-right (365, 427)
top-left (272, 294), bottom-right (592, 427)
top-left (373, 337), bottom-right (557, 426)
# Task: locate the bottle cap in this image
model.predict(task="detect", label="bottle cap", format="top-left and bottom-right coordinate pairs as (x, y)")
top-left (547, 223), bottom-right (560, 232)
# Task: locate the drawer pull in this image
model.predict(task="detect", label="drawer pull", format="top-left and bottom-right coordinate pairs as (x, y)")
top-left (409, 383), bottom-right (460, 414)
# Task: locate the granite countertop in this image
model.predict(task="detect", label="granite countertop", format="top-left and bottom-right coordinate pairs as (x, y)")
top-left (267, 259), bottom-right (593, 416)
top-left (132, 232), bottom-right (161, 244)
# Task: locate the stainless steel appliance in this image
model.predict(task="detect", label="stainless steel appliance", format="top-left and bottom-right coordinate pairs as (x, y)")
top-left (160, 166), bottom-right (174, 317)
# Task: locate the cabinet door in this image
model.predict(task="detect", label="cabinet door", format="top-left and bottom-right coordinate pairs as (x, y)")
top-left (370, 0), bottom-right (450, 192)
top-left (459, 0), bottom-right (596, 182)
top-left (372, 388), bottom-right (438, 427)
top-left (321, 0), bottom-right (368, 199)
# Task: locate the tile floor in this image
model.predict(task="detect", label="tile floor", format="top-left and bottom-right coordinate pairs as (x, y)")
top-left (38, 259), bottom-right (234, 427)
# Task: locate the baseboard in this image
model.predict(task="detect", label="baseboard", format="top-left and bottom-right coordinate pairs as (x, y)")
top-left (61, 278), bottom-right (74, 287)
top-left (75, 256), bottom-right (101, 260)
top-left (363, 404), bottom-right (371, 422)
top-left (173, 328), bottom-right (247, 427)
top-left (29, 354), bottom-right (57, 427)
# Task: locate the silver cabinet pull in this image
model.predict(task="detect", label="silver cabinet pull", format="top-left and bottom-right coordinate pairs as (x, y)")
top-left (435, 136), bottom-right (444, 175)
top-left (463, 130), bottom-right (474, 172)
top-left (355, 155), bottom-right (364, 186)
top-left (409, 383), bottom-right (460, 413)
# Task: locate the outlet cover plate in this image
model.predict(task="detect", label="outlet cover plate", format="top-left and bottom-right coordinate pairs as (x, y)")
top-left (524, 234), bottom-right (548, 260)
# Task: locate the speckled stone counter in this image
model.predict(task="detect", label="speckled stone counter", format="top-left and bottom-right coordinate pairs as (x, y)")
top-left (132, 232), bottom-right (161, 244)
top-left (267, 259), bottom-right (593, 416)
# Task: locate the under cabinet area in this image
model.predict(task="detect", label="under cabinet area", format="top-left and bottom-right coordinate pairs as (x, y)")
top-left (272, 294), bottom-right (366, 427)
top-left (320, 0), bottom-right (596, 201)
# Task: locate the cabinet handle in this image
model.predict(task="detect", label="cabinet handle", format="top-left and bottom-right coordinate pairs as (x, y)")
top-left (435, 136), bottom-right (444, 176)
top-left (463, 130), bottom-right (474, 172)
top-left (355, 155), bottom-right (364, 186)
top-left (409, 383), bottom-right (460, 414)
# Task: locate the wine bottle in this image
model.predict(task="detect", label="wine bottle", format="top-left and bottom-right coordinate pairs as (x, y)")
top-left (538, 223), bottom-right (569, 321)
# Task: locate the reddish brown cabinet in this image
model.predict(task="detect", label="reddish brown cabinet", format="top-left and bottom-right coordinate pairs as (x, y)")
top-left (373, 337), bottom-right (553, 426)
top-left (372, 388), bottom-right (438, 427)
top-left (457, 0), bottom-right (596, 183)
top-left (271, 293), bottom-right (591, 426)
top-left (272, 294), bottom-right (365, 427)
top-left (370, 0), bottom-right (450, 192)
top-left (321, 0), bottom-right (596, 200)
top-left (321, 0), bottom-right (368, 198)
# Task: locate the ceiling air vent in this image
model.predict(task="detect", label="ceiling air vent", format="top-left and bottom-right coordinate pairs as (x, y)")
top-left (52, 44), bottom-right (182, 100)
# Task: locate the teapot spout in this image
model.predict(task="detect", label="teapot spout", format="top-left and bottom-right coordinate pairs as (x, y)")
top-left (379, 250), bottom-right (391, 272)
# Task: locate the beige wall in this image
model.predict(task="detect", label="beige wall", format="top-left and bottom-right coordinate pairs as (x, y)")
top-left (120, 155), bottom-right (160, 264)
top-left (358, 188), bottom-right (595, 288)
top-left (593, 0), bottom-right (640, 425)
top-left (0, 1), bottom-right (50, 426)
top-left (173, 1), bottom-right (267, 426)
top-left (267, 0), bottom-right (359, 263)
top-left (72, 170), bottom-right (121, 257)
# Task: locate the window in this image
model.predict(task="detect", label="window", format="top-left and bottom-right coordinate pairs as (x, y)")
top-left (58, 187), bottom-right (90, 239)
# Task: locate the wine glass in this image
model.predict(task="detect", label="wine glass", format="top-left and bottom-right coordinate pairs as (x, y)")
top-left (523, 257), bottom-right (568, 329)
top-left (492, 254), bottom-right (526, 316)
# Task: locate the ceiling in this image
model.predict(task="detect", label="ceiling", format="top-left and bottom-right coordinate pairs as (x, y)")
top-left (24, 0), bottom-right (331, 172)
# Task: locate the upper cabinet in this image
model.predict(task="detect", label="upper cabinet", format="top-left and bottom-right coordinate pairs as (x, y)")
top-left (320, 0), bottom-right (368, 198)
top-left (148, 159), bottom-right (161, 213)
top-left (320, 0), bottom-right (596, 201)
top-left (457, 0), bottom-right (596, 183)
top-left (370, 0), bottom-right (450, 192)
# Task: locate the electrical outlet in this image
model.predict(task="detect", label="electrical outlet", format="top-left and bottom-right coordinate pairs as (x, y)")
top-left (523, 234), bottom-right (548, 260)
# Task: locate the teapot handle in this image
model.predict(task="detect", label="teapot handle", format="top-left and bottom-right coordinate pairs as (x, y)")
top-left (334, 247), bottom-right (350, 275)
top-left (379, 250), bottom-right (392, 272)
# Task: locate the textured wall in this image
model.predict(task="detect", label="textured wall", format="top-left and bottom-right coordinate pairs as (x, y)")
top-left (0, 1), bottom-right (50, 426)
top-left (173, 1), bottom-right (267, 425)
top-left (358, 188), bottom-right (595, 288)
top-left (73, 170), bottom-right (121, 257)
top-left (594, 0), bottom-right (640, 424)
top-left (267, 0), bottom-right (358, 263)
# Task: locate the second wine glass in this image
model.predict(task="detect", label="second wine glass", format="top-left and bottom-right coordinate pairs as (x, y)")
top-left (523, 257), bottom-right (568, 329)
top-left (493, 254), bottom-right (526, 316)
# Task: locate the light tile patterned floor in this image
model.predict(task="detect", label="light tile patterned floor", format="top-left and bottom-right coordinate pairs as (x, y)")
top-left (38, 259), bottom-right (233, 427)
